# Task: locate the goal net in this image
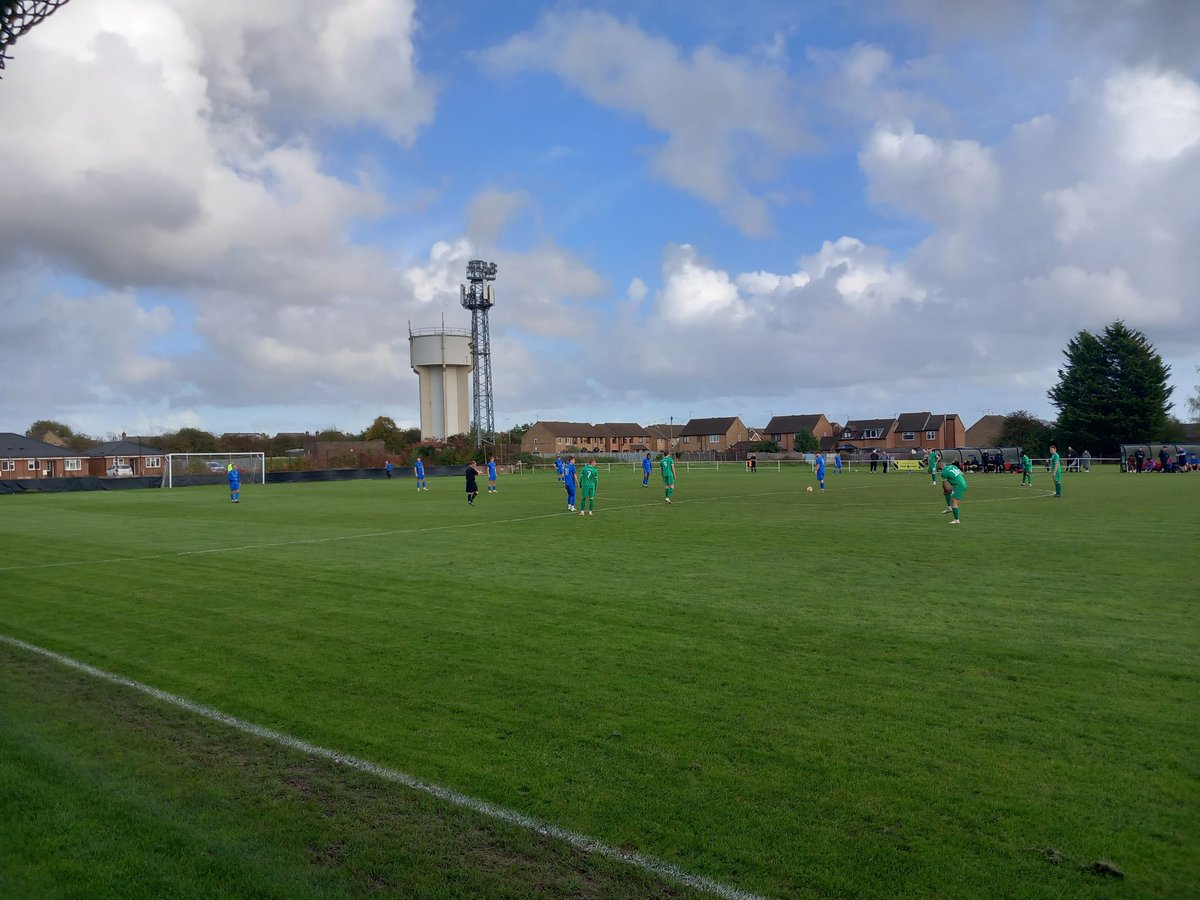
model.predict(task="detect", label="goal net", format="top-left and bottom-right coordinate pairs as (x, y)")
top-left (163, 452), bottom-right (266, 488)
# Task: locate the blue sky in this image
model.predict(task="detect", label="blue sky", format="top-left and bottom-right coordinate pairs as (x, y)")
top-left (1, 0), bottom-right (1197, 439)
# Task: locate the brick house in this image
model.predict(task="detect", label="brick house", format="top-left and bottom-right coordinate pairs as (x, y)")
top-left (678, 417), bottom-right (748, 453)
top-left (520, 421), bottom-right (606, 455)
top-left (0, 432), bottom-right (86, 479)
top-left (596, 423), bottom-right (651, 453)
top-left (891, 412), bottom-right (967, 452)
top-left (838, 418), bottom-right (898, 452)
top-left (645, 424), bottom-right (682, 454)
top-left (763, 414), bottom-right (834, 452)
top-left (83, 438), bottom-right (165, 477)
top-left (965, 414), bottom-right (1004, 448)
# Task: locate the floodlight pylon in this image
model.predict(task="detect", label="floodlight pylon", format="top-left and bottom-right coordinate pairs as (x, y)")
top-left (1, 1), bottom-right (73, 77)
top-left (460, 259), bottom-right (497, 448)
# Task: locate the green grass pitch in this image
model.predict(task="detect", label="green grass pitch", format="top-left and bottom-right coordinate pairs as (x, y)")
top-left (1, 466), bottom-right (1196, 898)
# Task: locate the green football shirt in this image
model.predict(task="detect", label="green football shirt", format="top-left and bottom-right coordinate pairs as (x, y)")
top-left (941, 464), bottom-right (967, 490)
top-left (579, 464), bottom-right (598, 489)
top-left (660, 455), bottom-right (675, 482)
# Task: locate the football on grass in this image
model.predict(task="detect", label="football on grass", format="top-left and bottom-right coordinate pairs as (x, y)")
top-left (806, 486), bottom-right (813, 493)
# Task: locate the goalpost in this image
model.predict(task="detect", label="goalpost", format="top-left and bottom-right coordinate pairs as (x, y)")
top-left (163, 453), bottom-right (266, 488)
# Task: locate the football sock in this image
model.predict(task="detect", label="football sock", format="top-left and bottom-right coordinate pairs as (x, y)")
top-left (952, 507), bottom-right (960, 521)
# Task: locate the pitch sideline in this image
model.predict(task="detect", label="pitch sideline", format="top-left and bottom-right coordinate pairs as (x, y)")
top-left (0, 632), bottom-right (765, 900)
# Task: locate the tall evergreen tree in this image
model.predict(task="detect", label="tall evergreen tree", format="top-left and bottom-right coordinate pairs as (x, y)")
top-left (1048, 321), bottom-right (1172, 454)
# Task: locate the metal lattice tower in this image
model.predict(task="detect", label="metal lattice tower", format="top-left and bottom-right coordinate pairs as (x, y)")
top-left (1, 1), bottom-right (73, 77)
top-left (460, 259), bottom-right (497, 448)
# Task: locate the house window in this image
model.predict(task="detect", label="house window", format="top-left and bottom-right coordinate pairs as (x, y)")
top-left (1, 460), bottom-right (13, 471)
top-left (709, 435), bottom-right (720, 443)
top-left (902, 432), bottom-right (915, 441)
top-left (27, 459), bottom-right (37, 470)
top-left (842, 429), bottom-right (852, 438)
top-left (926, 431), bottom-right (937, 440)
top-left (65, 458), bottom-right (82, 471)
top-left (557, 437), bottom-right (564, 444)
top-left (145, 457), bottom-right (161, 468)
top-left (865, 429), bottom-right (882, 439)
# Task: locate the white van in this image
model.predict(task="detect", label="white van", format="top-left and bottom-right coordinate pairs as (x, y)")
top-left (106, 464), bottom-right (134, 477)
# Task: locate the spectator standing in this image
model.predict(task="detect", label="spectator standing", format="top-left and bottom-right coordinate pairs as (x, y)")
top-left (1082, 450), bottom-right (1091, 472)
top-left (870, 449), bottom-right (879, 473)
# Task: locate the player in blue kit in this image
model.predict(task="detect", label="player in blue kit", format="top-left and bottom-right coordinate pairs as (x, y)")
top-left (414, 456), bottom-right (428, 491)
top-left (814, 453), bottom-right (826, 492)
top-left (487, 456), bottom-right (498, 493)
top-left (555, 456), bottom-right (564, 482)
top-left (227, 463), bottom-right (240, 503)
top-left (564, 455), bottom-right (578, 511)
top-left (642, 452), bottom-right (652, 487)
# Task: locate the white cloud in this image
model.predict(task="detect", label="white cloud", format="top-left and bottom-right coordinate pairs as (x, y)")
top-left (859, 121), bottom-right (999, 222)
top-left (481, 10), bottom-right (809, 236)
top-left (1102, 66), bottom-right (1200, 163)
top-left (657, 245), bottom-right (745, 323)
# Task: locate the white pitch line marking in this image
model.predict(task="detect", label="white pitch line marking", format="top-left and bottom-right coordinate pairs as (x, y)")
top-left (0, 633), bottom-right (766, 900)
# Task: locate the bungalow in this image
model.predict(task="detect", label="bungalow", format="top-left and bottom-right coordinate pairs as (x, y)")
top-left (83, 438), bottom-right (165, 477)
top-left (0, 432), bottom-right (86, 479)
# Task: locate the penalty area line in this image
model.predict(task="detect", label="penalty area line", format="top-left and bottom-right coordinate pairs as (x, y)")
top-left (0, 633), bottom-right (765, 900)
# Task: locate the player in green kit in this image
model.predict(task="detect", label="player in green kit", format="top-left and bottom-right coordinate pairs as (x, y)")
top-left (927, 448), bottom-right (940, 486)
top-left (578, 459), bottom-right (598, 516)
top-left (1020, 450), bottom-right (1033, 487)
top-left (939, 461), bottom-right (967, 524)
top-left (1049, 443), bottom-right (1062, 497)
top-left (660, 452), bottom-right (676, 503)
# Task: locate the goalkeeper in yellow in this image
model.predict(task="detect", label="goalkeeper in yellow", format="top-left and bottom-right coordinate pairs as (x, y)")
top-left (939, 461), bottom-right (967, 525)
top-left (578, 459), bottom-right (598, 516)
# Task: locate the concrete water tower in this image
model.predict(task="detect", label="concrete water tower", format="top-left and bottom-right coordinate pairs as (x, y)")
top-left (409, 326), bottom-right (473, 440)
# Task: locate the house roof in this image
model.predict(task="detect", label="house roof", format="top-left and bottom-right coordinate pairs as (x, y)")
top-left (894, 411), bottom-right (932, 432)
top-left (530, 421), bottom-right (602, 437)
top-left (680, 416), bottom-right (740, 436)
top-left (842, 418), bottom-right (896, 433)
top-left (764, 414), bottom-right (826, 434)
top-left (599, 422), bottom-right (649, 437)
top-left (0, 432), bottom-right (79, 458)
top-left (83, 440), bottom-right (161, 457)
top-left (646, 423), bottom-right (683, 437)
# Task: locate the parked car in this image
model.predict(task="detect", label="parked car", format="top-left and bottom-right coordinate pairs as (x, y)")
top-left (106, 464), bottom-right (134, 477)
top-left (206, 461), bottom-right (226, 473)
